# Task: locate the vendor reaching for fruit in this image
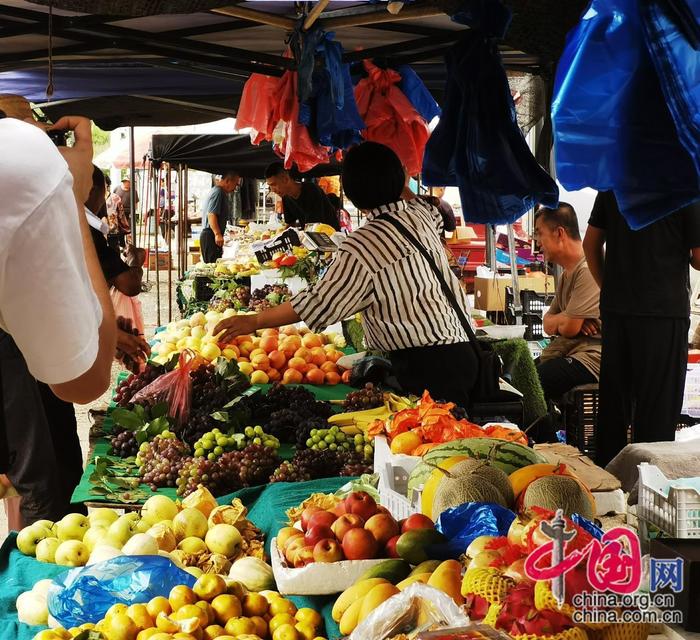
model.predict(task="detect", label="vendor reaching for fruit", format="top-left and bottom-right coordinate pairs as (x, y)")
top-left (216, 142), bottom-right (479, 407)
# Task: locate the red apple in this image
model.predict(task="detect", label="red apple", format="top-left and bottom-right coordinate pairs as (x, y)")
top-left (331, 514), bottom-right (365, 542)
top-left (307, 510), bottom-right (337, 531)
top-left (304, 524), bottom-right (334, 547)
top-left (277, 527), bottom-right (304, 551)
top-left (344, 491), bottom-right (378, 522)
top-left (365, 513), bottom-right (400, 547)
top-left (285, 536), bottom-right (307, 564)
top-left (376, 505), bottom-right (392, 517)
top-left (293, 545), bottom-right (316, 568)
top-left (300, 506), bottom-right (322, 532)
top-left (401, 513), bottom-right (434, 533)
top-left (385, 535), bottom-right (400, 558)
top-left (313, 538), bottom-right (344, 563)
top-left (342, 527), bottom-right (379, 560)
top-left (332, 502), bottom-right (347, 517)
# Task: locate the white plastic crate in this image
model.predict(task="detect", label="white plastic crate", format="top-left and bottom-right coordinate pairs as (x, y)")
top-left (379, 483), bottom-right (421, 521)
top-left (373, 435), bottom-right (421, 495)
top-left (637, 463), bottom-right (700, 538)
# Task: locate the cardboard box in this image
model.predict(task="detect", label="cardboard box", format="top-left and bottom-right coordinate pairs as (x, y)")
top-left (447, 226), bottom-right (478, 243)
top-left (146, 250), bottom-right (172, 271)
top-left (473, 275), bottom-right (555, 311)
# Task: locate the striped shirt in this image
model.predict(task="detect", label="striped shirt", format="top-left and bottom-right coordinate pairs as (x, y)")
top-left (290, 199), bottom-right (471, 352)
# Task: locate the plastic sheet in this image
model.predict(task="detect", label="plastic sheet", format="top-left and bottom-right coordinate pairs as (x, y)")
top-left (422, 2), bottom-right (558, 224)
top-left (436, 502), bottom-right (516, 557)
top-left (354, 59), bottom-right (431, 176)
top-left (570, 513), bottom-right (604, 540)
top-left (552, 0), bottom-right (700, 229)
top-left (47, 556), bottom-right (196, 628)
top-left (397, 64), bottom-right (441, 123)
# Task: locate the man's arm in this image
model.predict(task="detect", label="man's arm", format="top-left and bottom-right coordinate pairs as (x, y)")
top-left (111, 267), bottom-right (143, 297)
top-left (543, 312), bottom-right (585, 338)
top-left (208, 212), bottom-right (224, 247)
top-left (583, 226), bottom-right (606, 288)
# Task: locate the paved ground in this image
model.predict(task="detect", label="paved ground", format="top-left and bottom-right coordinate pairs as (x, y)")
top-left (0, 271), bottom-right (178, 541)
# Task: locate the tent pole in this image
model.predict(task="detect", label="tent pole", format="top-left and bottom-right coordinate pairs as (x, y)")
top-left (128, 126), bottom-right (136, 242)
top-left (167, 163), bottom-right (173, 323)
top-left (154, 166), bottom-right (161, 327)
top-left (304, 0), bottom-right (331, 30)
top-left (184, 165), bottom-right (189, 270)
top-left (143, 162), bottom-right (152, 282)
top-left (177, 164), bottom-right (182, 280)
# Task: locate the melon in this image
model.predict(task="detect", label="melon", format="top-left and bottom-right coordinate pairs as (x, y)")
top-left (432, 461), bottom-right (510, 519)
top-left (521, 475), bottom-right (595, 519)
top-left (408, 438), bottom-right (546, 499)
top-left (467, 461), bottom-right (514, 507)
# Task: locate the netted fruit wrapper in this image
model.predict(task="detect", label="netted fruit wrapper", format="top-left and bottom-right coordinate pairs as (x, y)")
top-left (349, 583), bottom-right (471, 640)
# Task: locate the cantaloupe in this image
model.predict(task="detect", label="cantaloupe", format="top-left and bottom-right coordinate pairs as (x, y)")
top-left (521, 475), bottom-right (595, 519)
top-left (433, 462), bottom-right (509, 519)
top-left (467, 461), bottom-right (514, 507)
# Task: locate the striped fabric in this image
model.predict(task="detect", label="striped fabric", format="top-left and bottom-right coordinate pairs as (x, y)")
top-left (290, 198), bottom-right (471, 352)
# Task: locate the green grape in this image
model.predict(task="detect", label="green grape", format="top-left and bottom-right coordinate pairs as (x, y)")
top-left (207, 452), bottom-right (216, 461)
top-left (195, 448), bottom-right (204, 458)
top-left (214, 446), bottom-right (223, 456)
top-left (254, 425), bottom-right (264, 435)
top-left (329, 443), bottom-right (337, 451)
top-left (324, 434), bottom-right (335, 444)
top-left (317, 440), bottom-right (328, 450)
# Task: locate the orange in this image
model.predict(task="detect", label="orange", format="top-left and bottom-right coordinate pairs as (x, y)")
top-left (211, 594), bottom-right (242, 625)
top-left (268, 350), bottom-right (286, 370)
top-left (202, 625), bottom-right (226, 640)
top-left (268, 614), bottom-right (296, 634)
top-left (195, 602), bottom-right (216, 626)
top-left (272, 623), bottom-right (301, 640)
top-left (155, 612), bottom-right (180, 634)
top-left (127, 604), bottom-right (155, 630)
top-left (106, 613), bottom-right (139, 640)
top-left (147, 597), bottom-right (172, 620)
top-left (295, 609), bottom-right (322, 630)
top-left (136, 630), bottom-right (160, 640)
top-left (295, 622), bottom-right (317, 640)
top-left (242, 593), bottom-right (269, 617)
top-left (249, 615), bottom-right (268, 638)
top-left (169, 586), bottom-right (198, 611)
top-left (390, 431), bottom-right (423, 455)
top-left (305, 368), bottom-right (325, 385)
top-left (174, 604), bottom-right (209, 629)
top-left (324, 372), bottom-right (341, 385)
top-left (224, 617), bottom-right (256, 636)
top-left (269, 599), bottom-right (297, 617)
top-left (106, 604), bottom-right (129, 619)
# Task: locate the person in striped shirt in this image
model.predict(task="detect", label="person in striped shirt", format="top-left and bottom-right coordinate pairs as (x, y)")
top-left (215, 142), bottom-right (478, 406)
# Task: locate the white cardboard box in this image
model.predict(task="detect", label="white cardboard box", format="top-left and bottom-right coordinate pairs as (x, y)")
top-left (270, 537), bottom-right (387, 595)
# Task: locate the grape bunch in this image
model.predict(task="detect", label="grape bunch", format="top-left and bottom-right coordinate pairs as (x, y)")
top-left (352, 433), bottom-right (376, 462)
top-left (240, 425), bottom-right (280, 449)
top-left (114, 364), bottom-right (166, 407)
top-left (136, 432), bottom-right (192, 491)
top-left (109, 429), bottom-right (139, 458)
top-left (208, 285), bottom-right (251, 313)
top-left (269, 461), bottom-right (312, 483)
top-left (269, 448), bottom-right (373, 483)
top-left (192, 425), bottom-right (279, 459)
top-left (343, 383), bottom-right (385, 411)
top-left (249, 284), bottom-right (291, 312)
top-left (305, 425), bottom-right (353, 453)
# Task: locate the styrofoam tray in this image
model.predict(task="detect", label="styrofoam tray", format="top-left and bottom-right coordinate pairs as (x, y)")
top-left (270, 537), bottom-right (386, 595)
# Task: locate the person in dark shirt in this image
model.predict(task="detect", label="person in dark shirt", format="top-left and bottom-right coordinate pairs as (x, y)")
top-left (583, 192), bottom-right (700, 466)
top-left (431, 187), bottom-right (457, 237)
top-left (265, 162), bottom-right (340, 230)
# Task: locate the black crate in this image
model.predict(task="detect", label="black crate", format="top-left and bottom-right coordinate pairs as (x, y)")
top-left (521, 289), bottom-right (555, 314)
top-left (562, 384), bottom-right (600, 457)
top-left (522, 312), bottom-right (545, 340)
top-left (193, 275), bottom-right (216, 302)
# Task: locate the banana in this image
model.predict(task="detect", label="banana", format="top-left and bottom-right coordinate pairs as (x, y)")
top-left (338, 596), bottom-right (364, 635)
top-left (331, 578), bottom-right (388, 621)
top-left (328, 404), bottom-right (392, 431)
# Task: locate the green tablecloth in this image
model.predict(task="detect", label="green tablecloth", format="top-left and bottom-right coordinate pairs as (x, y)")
top-left (3, 478), bottom-right (349, 640)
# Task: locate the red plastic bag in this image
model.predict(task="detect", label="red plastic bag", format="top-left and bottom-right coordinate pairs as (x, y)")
top-left (236, 73), bottom-right (280, 145)
top-left (131, 350), bottom-right (201, 424)
top-left (354, 60), bottom-right (431, 176)
top-left (111, 288), bottom-right (144, 335)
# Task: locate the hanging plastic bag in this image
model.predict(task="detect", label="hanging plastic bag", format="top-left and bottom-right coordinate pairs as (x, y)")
top-left (48, 556), bottom-right (196, 628)
top-left (354, 60), bottom-right (431, 176)
top-left (111, 287), bottom-right (144, 336)
top-left (423, 2), bottom-right (558, 224)
top-left (435, 502), bottom-right (516, 558)
top-left (235, 73), bottom-right (280, 145)
top-left (131, 349), bottom-right (200, 424)
top-left (397, 64), bottom-right (441, 123)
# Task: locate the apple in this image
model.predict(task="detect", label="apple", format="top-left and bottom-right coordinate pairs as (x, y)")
top-left (344, 492), bottom-right (378, 522)
top-left (178, 536), bottom-right (208, 554)
top-left (141, 495), bottom-right (179, 526)
top-left (277, 527), bottom-right (304, 552)
top-left (88, 509), bottom-right (119, 528)
top-left (82, 526), bottom-right (108, 553)
top-left (55, 514), bottom-right (89, 542)
top-left (313, 539), bottom-right (344, 563)
top-left (16, 522), bottom-right (54, 556)
top-left (122, 533), bottom-right (159, 556)
top-left (172, 508), bottom-right (208, 541)
top-left (205, 524), bottom-right (242, 557)
top-left (300, 506), bottom-right (322, 532)
top-left (304, 525), bottom-right (334, 548)
top-left (15, 590), bottom-right (49, 626)
top-left (33, 519), bottom-right (55, 531)
top-left (293, 546), bottom-right (316, 568)
top-left (401, 514), bottom-right (434, 533)
top-left (54, 540), bottom-right (89, 567)
top-left (385, 535), bottom-right (401, 559)
top-left (35, 537), bottom-right (60, 563)
top-left (341, 528), bottom-right (379, 560)
top-left (331, 514), bottom-right (364, 542)
top-left (87, 544), bottom-right (123, 566)
top-left (365, 513), bottom-right (400, 547)
top-left (106, 513), bottom-right (140, 548)
top-left (331, 502), bottom-right (347, 517)
top-left (285, 537), bottom-right (307, 565)
top-left (307, 511), bottom-right (337, 531)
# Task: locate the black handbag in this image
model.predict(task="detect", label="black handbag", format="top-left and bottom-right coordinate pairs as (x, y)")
top-left (379, 214), bottom-right (502, 401)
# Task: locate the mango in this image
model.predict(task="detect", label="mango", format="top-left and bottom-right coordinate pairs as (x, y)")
top-left (395, 529), bottom-right (446, 565)
top-left (427, 559), bottom-right (464, 605)
top-left (331, 578), bottom-right (387, 622)
top-left (409, 559), bottom-right (442, 576)
top-left (396, 573), bottom-right (431, 590)
top-left (357, 583), bottom-right (400, 626)
top-left (338, 597), bottom-right (364, 636)
top-left (358, 559), bottom-right (411, 584)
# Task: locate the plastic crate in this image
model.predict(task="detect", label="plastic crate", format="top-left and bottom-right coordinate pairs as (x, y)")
top-left (638, 463), bottom-right (700, 539)
top-left (561, 384), bottom-right (599, 458)
top-left (373, 436), bottom-right (421, 495)
top-left (522, 312), bottom-right (545, 340)
top-left (379, 484), bottom-right (421, 521)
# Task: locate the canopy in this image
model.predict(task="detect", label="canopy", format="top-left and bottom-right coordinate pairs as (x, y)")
top-left (149, 134), bottom-right (342, 177)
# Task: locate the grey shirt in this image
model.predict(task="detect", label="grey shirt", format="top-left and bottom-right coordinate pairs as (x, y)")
top-left (201, 185), bottom-right (230, 232)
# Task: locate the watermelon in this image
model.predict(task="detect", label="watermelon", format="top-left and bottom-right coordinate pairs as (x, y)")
top-left (407, 437), bottom-right (547, 498)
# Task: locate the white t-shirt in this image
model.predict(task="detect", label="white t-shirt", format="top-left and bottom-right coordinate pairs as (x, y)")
top-left (0, 118), bottom-right (102, 384)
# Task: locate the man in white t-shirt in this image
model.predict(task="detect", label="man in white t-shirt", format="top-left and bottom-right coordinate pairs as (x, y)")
top-left (0, 109), bottom-right (116, 522)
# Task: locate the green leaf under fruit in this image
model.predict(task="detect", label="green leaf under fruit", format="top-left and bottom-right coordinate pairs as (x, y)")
top-left (111, 408), bottom-right (145, 430)
top-left (211, 411), bottom-right (229, 422)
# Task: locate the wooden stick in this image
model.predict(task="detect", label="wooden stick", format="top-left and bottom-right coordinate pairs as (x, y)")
top-left (321, 4), bottom-right (444, 29)
top-left (211, 5), bottom-right (296, 30)
top-left (304, 0), bottom-right (331, 30)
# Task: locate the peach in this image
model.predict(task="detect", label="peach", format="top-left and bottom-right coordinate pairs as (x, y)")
top-left (268, 350), bottom-right (286, 370)
top-left (341, 528), bottom-right (379, 560)
top-left (250, 348), bottom-right (266, 359)
top-left (327, 350), bottom-right (342, 363)
top-left (235, 335), bottom-right (253, 345)
top-left (306, 368), bottom-right (325, 385)
top-left (302, 333), bottom-right (322, 349)
top-left (261, 328), bottom-right (279, 337)
top-left (294, 347), bottom-right (312, 362)
top-left (287, 357), bottom-right (306, 371)
top-left (365, 513), bottom-right (400, 547)
top-left (342, 369), bottom-right (352, 384)
top-left (285, 336), bottom-right (302, 352)
top-left (250, 370), bottom-right (269, 385)
top-left (251, 353), bottom-right (270, 371)
top-left (310, 347), bottom-right (327, 366)
top-left (325, 372), bottom-right (341, 385)
top-left (238, 342), bottom-right (254, 357)
top-left (320, 361), bottom-right (338, 374)
top-left (260, 336), bottom-right (278, 353)
top-left (280, 325), bottom-right (299, 336)
top-left (313, 539), bottom-right (344, 563)
top-left (282, 368), bottom-right (303, 384)
top-left (276, 527), bottom-right (303, 551)
top-left (267, 368), bottom-right (281, 382)
top-left (331, 514), bottom-right (364, 542)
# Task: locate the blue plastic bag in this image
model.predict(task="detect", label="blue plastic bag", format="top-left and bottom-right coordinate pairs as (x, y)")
top-left (552, 0), bottom-right (700, 229)
top-left (397, 65), bottom-right (441, 123)
top-left (47, 556), bottom-right (196, 628)
top-left (435, 502), bottom-right (516, 558)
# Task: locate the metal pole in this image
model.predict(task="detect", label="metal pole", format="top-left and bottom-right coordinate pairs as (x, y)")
top-left (177, 165), bottom-right (182, 279)
top-left (485, 224), bottom-right (496, 271)
top-left (166, 164), bottom-right (173, 323)
top-left (128, 126), bottom-right (136, 242)
top-left (154, 167), bottom-right (161, 326)
top-left (507, 224), bottom-right (522, 325)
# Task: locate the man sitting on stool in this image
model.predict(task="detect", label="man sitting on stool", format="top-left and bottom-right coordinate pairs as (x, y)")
top-left (533, 203), bottom-right (602, 441)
